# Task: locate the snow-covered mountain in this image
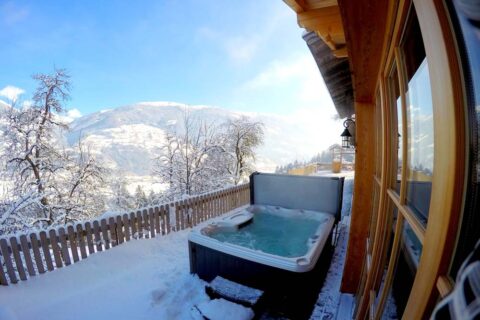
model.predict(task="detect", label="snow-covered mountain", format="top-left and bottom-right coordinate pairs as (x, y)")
top-left (66, 101), bottom-right (338, 191)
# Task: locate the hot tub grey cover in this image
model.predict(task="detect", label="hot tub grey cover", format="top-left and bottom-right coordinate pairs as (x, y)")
top-left (249, 173), bottom-right (344, 221)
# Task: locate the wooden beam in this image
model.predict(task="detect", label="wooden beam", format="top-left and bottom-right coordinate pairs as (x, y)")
top-left (341, 101), bottom-right (376, 293)
top-left (333, 46), bottom-right (348, 58)
top-left (282, 0), bottom-right (308, 13)
top-left (305, 0), bottom-right (338, 10)
top-left (297, 6), bottom-right (343, 31)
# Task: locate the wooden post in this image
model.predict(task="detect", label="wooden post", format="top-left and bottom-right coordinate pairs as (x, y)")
top-left (116, 215), bottom-right (125, 244)
top-left (10, 237), bottom-right (27, 280)
top-left (159, 205), bottom-right (166, 235)
top-left (0, 251), bottom-right (8, 285)
top-left (84, 222), bottom-right (95, 255)
top-left (108, 217), bottom-right (117, 246)
top-left (142, 209), bottom-right (149, 238)
top-left (0, 238), bottom-right (16, 284)
top-left (341, 102), bottom-right (375, 293)
top-left (100, 219), bottom-right (110, 250)
top-left (175, 202), bottom-right (180, 231)
top-left (154, 207), bottom-right (161, 236)
top-left (76, 224), bottom-right (88, 259)
top-left (130, 212), bottom-right (137, 239)
top-left (123, 214), bottom-right (131, 241)
top-left (49, 229), bottom-right (63, 268)
top-left (136, 211), bottom-right (143, 238)
top-left (30, 233), bottom-right (45, 274)
top-left (20, 235), bottom-right (35, 277)
top-left (165, 204), bottom-right (171, 234)
top-left (39, 231), bottom-right (54, 271)
top-left (149, 208), bottom-right (155, 237)
top-left (58, 227), bottom-right (71, 266)
top-left (67, 225), bottom-right (79, 263)
top-left (92, 221), bottom-right (103, 252)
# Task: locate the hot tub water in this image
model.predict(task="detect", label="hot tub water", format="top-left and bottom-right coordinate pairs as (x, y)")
top-left (208, 207), bottom-right (328, 258)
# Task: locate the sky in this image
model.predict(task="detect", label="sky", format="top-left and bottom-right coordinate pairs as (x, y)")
top-left (0, 0), bottom-right (340, 153)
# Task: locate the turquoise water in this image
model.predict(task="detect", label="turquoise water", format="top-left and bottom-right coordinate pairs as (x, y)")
top-left (209, 212), bottom-right (322, 258)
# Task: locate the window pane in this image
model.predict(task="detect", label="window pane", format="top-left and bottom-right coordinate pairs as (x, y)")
top-left (389, 220), bottom-right (419, 318)
top-left (405, 59), bottom-right (433, 225)
top-left (402, 221), bottom-right (423, 268)
top-left (375, 91), bottom-right (382, 177)
top-left (403, 8), bottom-right (433, 226)
top-left (388, 65), bottom-right (402, 193)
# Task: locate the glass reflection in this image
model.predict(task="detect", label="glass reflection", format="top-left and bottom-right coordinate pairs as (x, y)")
top-left (406, 59), bottom-right (433, 225)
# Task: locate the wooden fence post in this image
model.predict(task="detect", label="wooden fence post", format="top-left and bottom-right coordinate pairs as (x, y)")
top-left (0, 238), bottom-right (16, 284)
top-left (49, 229), bottom-right (63, 268)
top-left (154, 207), bottom-right (161, 236)
top-left (76, 224), bottom-right (88, 259)
top-left (165, 204), bottom-right (171, 234)
top-left (58, 227), bottom-right (71, 266)
top-left (116, 215), bottom-right (125, 244)
top-left (20, 234), bottom-right (35, 277)
top-left (123, 214), bottom-right (131, 241)
top-left (30, 233), bottom-right (45, 274)
top-left (67, 225), bottom-right (79, 263)
top-left (39, 231), bottom-right (54, 271)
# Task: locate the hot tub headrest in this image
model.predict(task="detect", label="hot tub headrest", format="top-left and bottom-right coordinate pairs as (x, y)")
top-left (249, 172), bottom-right (344, 221)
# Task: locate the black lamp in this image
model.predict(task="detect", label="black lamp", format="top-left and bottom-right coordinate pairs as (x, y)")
top-left (341, 118), bottom-right (355, 149)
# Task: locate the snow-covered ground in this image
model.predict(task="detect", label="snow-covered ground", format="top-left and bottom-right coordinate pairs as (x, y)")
top-left (310, 176), bottom-right (354, 319)
top-left (0, 173), bottom-right (367, 320)
top-left (0, 230), bottom-right (210, 320)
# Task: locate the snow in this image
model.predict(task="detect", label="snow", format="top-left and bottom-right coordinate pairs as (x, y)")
top-left (310, 175), bottom-right (353, 319)
top-left (0, 230), bottom-right (210, 320)
top-left (0, 174), bottom-right (384, 320)
top-left (194, 298), bottom-right (254, 320)
top-left (208, 276), bottom-right (263, 306)
top-left (310, 217), bottom-right (351, 319)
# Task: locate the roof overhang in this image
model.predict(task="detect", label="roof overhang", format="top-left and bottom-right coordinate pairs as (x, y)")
top-left (303, 31), bottom-right (353, 118)
top-left (284, 0), bottom-right (391, 113)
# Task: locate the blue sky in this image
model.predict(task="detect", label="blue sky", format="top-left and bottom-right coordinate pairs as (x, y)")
top-left (0, 0), bottom-right (336, 120)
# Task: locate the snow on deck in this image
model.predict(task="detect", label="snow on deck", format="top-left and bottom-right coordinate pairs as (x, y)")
top-left (0, 230), bottom-right (209, 320)
top-left (0, 174), bottom-right (362, 320)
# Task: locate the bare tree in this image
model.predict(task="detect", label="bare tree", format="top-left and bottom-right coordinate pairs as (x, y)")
top-left (224, 116), bottom-right (264, 184)
top-left (153, 107), bottom-right (227, 199)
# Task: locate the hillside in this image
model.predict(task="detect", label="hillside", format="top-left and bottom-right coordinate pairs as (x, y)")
top-left (65, 101), bottom-right (339, 191)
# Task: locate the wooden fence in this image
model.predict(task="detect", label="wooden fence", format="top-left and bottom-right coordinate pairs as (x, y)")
top-left (0, 184), bottom-right (250, 286)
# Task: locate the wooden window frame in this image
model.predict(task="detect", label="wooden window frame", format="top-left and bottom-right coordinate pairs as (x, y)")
top-left (355, 0), bottom-right (467, 318)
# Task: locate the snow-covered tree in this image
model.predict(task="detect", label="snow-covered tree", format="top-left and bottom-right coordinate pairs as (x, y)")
top-left (109, 175), bottom-right (134, 212)
top-left (0, 69), bottom-right (108, 234)
top-left (134, 185), bottom-right (148, 208)
top-left (154, 107), bottom-right (227, 199)
top-left (223, 116), bottom-right (264, 184)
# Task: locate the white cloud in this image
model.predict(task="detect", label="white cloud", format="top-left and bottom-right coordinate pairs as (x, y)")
top-left (0, 85), bottom-right (25, 102)
top-left (67, 109), bottom-right (82, 119)
top-left (224, 36), bottom-right (260, 64)
top-left (241, 53), bottom-right (335, 106)
top-left (196, 7), bottom-right (290, 65)
top-left (61, 109), bottom-right (83, 123)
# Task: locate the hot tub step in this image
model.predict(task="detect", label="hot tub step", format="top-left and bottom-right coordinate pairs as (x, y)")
top-left (206, 276), bottom-right (264, 308)
top-left (191, 298), bottom-right (254, 320)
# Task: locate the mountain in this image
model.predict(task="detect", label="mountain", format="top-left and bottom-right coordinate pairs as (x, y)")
top-left (66, 101), bottom-right (338, 192)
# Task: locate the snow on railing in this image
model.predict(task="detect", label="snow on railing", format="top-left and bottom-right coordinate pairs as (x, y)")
top-left (0, 183), bottom-right (250, 286)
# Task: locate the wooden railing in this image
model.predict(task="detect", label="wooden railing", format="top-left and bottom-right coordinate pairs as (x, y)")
top-left (0, 184), bottom-right (250, 285)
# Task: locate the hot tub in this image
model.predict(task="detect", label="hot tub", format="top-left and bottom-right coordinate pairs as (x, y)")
top-left (188, 205), bottom-right (334, 275)
top-left (188, 173), bottom-right (344, 292)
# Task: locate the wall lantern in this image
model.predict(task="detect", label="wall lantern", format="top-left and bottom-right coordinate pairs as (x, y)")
top-left (341, 118), bottom-right (355, 149)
